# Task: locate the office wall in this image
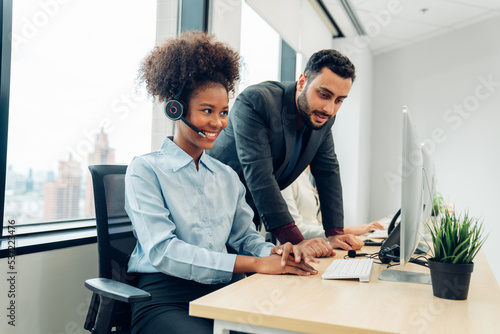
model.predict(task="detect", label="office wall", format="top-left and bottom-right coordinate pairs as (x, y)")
top-left (332, 38), bottom-right (373, 227)
top-left (369, 16), bottom-right (500, 283)
top-left (0, 244), bottom-right (98, 334)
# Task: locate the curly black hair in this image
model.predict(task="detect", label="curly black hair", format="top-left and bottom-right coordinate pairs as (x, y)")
top-left (304, 49), bottom-right (356, 83)
top-left (139, 31), bottom-right (240, 103)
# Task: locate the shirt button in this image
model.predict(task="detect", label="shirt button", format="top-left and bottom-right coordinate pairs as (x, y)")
top-left (198, 189), bottom-right (203, 194)
top-left (202, 217), bottom-right (207, 222)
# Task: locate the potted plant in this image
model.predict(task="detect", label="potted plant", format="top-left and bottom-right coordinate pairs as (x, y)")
top-left (425, 210), bottom-right (488, 300)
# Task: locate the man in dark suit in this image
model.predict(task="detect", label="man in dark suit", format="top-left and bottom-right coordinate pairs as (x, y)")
top-left (208, 49), bottom-right (363, 257)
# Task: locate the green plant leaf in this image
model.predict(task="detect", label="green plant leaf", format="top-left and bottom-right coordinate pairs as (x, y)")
top-left (426, 209), bottom-right (488, 264)
top-left (452, 247), bottom-right (469, 264)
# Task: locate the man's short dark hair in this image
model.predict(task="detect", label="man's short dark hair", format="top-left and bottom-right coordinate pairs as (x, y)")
top-left (304, 49), bottom-right (356, 83)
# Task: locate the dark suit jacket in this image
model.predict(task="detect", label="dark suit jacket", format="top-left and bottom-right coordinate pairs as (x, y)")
top-left (208, 81), bottom-right (343, 232)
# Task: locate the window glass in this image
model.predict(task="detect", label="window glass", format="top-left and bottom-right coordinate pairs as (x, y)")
top-left (239, 3), bottom-right (280, 92)
top-left (4, 0), bottom-right (156, 228)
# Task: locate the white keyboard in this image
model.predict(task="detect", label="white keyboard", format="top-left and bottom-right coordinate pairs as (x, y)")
top-left (322, 258), bottom-right (374, 283)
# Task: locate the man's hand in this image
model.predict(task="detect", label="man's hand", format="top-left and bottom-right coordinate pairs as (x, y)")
top-left (328, 234), bottom-right (364, 250)
top-left (296, 238), bottom-right (335, 258)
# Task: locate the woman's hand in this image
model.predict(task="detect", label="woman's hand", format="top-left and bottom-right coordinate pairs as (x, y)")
top-left (234, 243), bottom-right (318, 276)
top-left (256, 254), bottom-right (318, 276)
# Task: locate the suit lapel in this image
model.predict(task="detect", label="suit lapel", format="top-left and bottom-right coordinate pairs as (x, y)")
top-left (276, 82), bottom-right (299, 178)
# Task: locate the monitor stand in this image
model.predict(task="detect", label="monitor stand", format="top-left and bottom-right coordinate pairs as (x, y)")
top-left (379, 270), bottom-right (431, 285)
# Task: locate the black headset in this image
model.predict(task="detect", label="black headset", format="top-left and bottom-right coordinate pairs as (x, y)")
top-left (164, 81), bottom-right (186, 121)
top-left (164, 81), bottom-right (206, 137)
top-left (378, 245), bottom-right (400, 264)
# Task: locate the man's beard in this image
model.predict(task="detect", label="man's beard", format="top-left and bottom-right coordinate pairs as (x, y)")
top-left (297, 89), bottom-right (331, 130)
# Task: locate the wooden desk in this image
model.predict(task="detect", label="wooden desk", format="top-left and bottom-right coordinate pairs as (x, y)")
top-left (190, 248), bottom-right (500, 334)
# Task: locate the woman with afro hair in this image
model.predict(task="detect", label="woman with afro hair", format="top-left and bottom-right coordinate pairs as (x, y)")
top-left (124, 31), bottom-right (318, 334)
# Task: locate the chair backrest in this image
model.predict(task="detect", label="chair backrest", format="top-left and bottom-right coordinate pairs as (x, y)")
top-left (89, 164), bottom-right (137, 282)
top-left (85, 164), bottom-right (137, 333)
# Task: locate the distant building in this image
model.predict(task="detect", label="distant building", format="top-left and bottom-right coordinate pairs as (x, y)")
top-left (25, 168), bottom-right (34, 192)
top-left (85, 129), bottom-right (116, 217)
top-left (43, 155), bottom-right (81, 221)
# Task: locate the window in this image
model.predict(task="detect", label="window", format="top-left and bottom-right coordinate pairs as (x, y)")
top-left (239, 3), bottom-right (281, 91)
top-left (1, 0), bottom-right (157, 236)
top-left (239, 2), bottom-right (297, 91)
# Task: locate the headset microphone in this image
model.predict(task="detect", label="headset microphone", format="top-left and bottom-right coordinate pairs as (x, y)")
top-left (164, 81), bottom-right (206, 138)
top-left (347, 250), bottom-right (368, 258)
top-left (180, 117), bottom-right (206, 138)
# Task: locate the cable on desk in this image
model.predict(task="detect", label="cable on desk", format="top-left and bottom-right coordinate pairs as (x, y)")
top-left (343, 250), bottom-right (379, 259)
top-left (409, 256), bottom-right (429, 267)
top-left (340, 250), bottom-right (429, 268)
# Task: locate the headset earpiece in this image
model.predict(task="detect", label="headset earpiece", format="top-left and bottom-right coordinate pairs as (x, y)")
top-left (164, 81), bottom-right (187, 121)
top-left (164, 99), bottom-right (185, 120)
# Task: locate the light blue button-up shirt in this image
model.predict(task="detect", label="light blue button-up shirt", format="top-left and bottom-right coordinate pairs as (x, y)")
top-left (125, 138), bottom-right (274, 285)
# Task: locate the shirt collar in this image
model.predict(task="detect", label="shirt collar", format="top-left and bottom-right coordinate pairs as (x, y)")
top-left (160, 137), bottom-right (216, 174)
top-left (198, 152), bottom-right (217, 173)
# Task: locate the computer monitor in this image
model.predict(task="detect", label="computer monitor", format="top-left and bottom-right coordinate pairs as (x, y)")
top-left (378, 107), bottom-right (431, 284)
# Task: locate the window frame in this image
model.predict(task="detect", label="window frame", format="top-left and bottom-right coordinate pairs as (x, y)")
top-left (0, 0), bottom-right (12, 241)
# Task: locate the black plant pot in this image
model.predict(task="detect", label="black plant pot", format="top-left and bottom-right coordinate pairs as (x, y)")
top-left (428, 259), bottom-right (474, 300)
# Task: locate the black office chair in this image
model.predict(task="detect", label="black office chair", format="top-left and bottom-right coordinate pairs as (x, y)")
top-left (84, 165), bottom-right (151, 334)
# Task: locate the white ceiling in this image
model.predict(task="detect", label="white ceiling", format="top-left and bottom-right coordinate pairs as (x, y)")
top-left (323, 0), bottom-right (500, 55)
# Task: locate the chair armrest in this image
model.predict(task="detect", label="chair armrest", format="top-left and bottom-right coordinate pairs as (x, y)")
top-left (85, 278), bottom-right (151, 303)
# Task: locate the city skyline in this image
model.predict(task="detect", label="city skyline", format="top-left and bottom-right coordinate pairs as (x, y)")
top-left (5, 129), bottom-right (118, 226)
